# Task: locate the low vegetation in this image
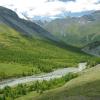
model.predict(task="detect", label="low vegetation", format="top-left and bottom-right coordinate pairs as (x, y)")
top-left (0, 24), bottom-right (97, 80)
top-left (30, 64), bottom-right (100, 100)
top-left (0, 73), bottom-right (78, 100)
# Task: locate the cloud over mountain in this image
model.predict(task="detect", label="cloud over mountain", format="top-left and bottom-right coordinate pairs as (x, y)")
top-left (0, 0), bottom-right (100, 19)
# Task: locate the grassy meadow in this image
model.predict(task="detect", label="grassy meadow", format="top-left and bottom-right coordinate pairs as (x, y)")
top-left (16, 64), bottom-right (100, 100)
top-left (0, 24), bottom-right (97, 80)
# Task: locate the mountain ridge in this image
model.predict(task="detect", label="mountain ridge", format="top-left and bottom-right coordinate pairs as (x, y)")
top-left (0, 6), bottom-right (59, 42)
top-left (43, 10), bottom-right (100, 47)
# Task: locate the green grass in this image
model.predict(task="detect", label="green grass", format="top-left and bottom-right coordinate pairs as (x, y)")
top-left (0, 63), bottom-right (40, 80)
top-left (15, 92), bottom-right (39, 100)
top-left (0, 24), bottom-right (98, 79)
top-left (16, 64), bottom-right (100, 100)
top-left (16, 65), bottom-right (100, 100)
top-left (0, 73), bottom-right (78, 100)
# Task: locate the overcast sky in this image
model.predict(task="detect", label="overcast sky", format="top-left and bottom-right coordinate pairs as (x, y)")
top-left (0, 0), bottom-right (100, 18)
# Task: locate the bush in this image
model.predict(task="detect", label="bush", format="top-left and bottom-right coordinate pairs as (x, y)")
top-left (0, 73), bottom-right (78, 99)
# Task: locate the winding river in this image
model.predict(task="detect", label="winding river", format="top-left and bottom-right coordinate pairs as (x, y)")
top-left (0, 63), bottom-right (87, 89)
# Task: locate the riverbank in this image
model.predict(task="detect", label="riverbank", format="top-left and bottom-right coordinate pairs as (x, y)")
top-left (0, 63), bottom-right (87, 89)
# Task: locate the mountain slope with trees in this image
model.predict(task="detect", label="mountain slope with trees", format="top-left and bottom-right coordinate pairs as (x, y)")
top-left (44, 11), bottom-right (100, 47)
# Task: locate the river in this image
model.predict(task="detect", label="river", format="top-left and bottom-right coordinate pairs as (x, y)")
top-left (0, 63), bottom-right (87, 89)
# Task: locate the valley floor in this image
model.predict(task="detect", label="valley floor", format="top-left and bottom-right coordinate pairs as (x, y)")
top-left (16, 64), bottom-right (100, 100)
top-left (0, 63), bottom-right (87, 89)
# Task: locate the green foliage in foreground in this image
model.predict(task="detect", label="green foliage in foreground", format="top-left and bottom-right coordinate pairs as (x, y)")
top-left (31, 64), bottom-right (100, 100)
top-left (0, 24), bottom-right (97, 79)
top-left (0, 73), bottom-right (78, 100)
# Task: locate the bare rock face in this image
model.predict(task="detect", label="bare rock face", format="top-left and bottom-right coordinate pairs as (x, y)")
top-left (0, 6), bottom-right (59, 42)
top-left (82, 41), bottom-right (100, 57)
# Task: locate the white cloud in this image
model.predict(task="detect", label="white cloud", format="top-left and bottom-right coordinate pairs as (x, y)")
top-left (0, 0), bottom-right (100, 18)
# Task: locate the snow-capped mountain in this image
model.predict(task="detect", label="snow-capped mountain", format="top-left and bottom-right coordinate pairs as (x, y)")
top-left (0, 0), bottom-right (100, 22)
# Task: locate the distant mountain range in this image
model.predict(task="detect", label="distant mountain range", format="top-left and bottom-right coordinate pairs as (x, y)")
top-left (1, 4), bottom-right (94, 22)
top-left (21, 11), bottom-right (93, 23)
top-left (43, 10), bottom-right (100, 47)
top-left (0, 6), bottom-right (99, 57)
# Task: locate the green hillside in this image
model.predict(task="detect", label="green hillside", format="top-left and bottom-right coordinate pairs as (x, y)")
top-left (0, 24), bottom-right (93, 80)
top-left (17, 64), bottom-right (100, 100)
top-left (0, 6), bottom-right (100, 100)
top-left (62, 21), bottom-right (100, 47)
top-left (44, 11), bottom-right (100, 47)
